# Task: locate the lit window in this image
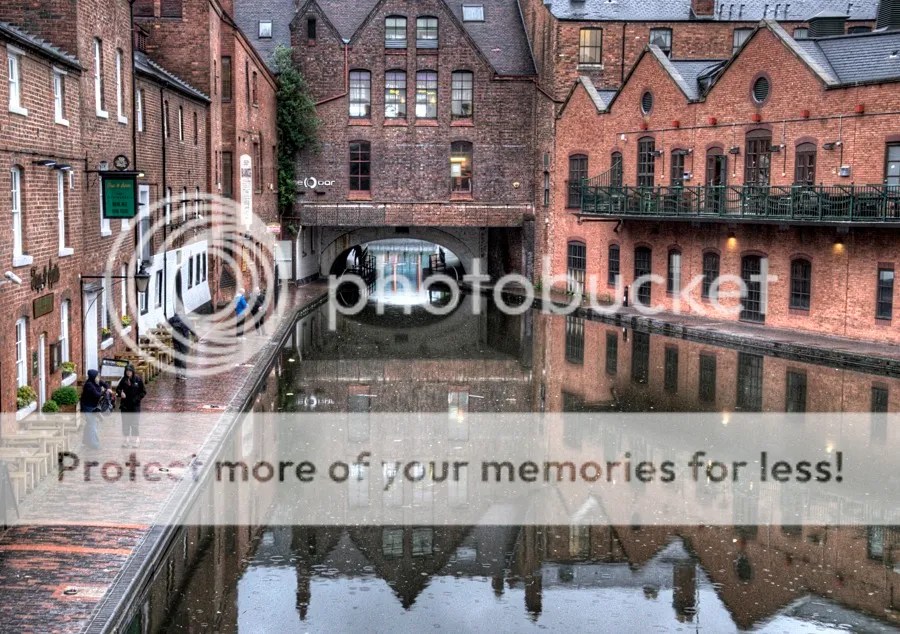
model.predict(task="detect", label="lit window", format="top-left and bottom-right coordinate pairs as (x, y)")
top-left (385, 70), bottom-right (406, 118)
top-left (258, 20), bottom-right (272, 38)
top-left (462, 5), bottom-right (484, 21)
top-left (450, 141), bottom-right (473, 194)
top-left (53, 68), bottom-right (68, 124)
top-left (15, 317), bottom-right (27, 389)
top-left (579, 28), bottom-right (602, 64)
top-left (415, 70), bottom-right (437, 118)
top-left (385, 16), bottom-right (407, 48)
top-left (116, 49), bottom-right (127, 123)
top-left (451, 71), bottom-right (473, 118)
top-left (417, 17), bottom-right (438, 48)
top-left (349, 70), bottom-right (371, 118)
top-left (8, 50), bottom-right (28, 115)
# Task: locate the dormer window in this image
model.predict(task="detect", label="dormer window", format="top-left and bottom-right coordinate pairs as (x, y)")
top-left (259, 21), bottom-right (272, 39)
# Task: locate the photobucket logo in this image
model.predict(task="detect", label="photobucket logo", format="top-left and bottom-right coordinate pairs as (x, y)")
top-left (326, 256), bottom-right (778, 328)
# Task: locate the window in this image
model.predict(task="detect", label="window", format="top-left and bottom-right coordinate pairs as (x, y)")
top-left (790, 259), bottom-right (811, 310)
top-left (222, 152), bottom-right (233, 198)
top-left (567, 155), bottom-right (588, 208)
top-left (670, 151), bottom-right (685, 186)
top-left (415, 70), bottom-right (437, 118)
top-left (637, 137), bottom-right (656, 188)
top-left (605, 332), bottom-right (618, 375)
top-left (565, 316), bottom-right (584, 364)
top-left (385, 16), bottom-right (407, 48)
top-left (610, 152), bottom-right (623, 187)
top-left (349, 70), bottom-right (371, 118)
top-left (579, 28), bottom-right (602, 65)
top-left (412, 528), bottom-right (433, 557)
top-left (178, 105), bottom-right (184, 141)
top-left (699, 354), bottom-right (717, 403)
top-left (385, 70), bottom-right (406, 118)
top-left (194, 186), bottom-right (201, 217)
top-left (733, 28), bottom-right (753, 53)
top-left (886, 144), bottom-right (900, 186)
top-left (794, 142), bottom-right (816, 185)
top-left (664, 347), bottom-right (679, 393)
top-left (567, 241), bottom-right (586, 295)
top-left (872, 386), bottom-right (889, 413)
top-left (188, 257), bottom-right (194, 289)
top-left (382, 528), bottom-right (404, 557)
top-left (417, 17), bottom-right (438, 48)
top-left (785, 370), bottom-right (807, 413)
top-left (634, 246), bottom-right (652, 306)
top-left (245, 61), bottom-right (250, 107)
top-left (752, 76), bottom-right (769, 103)
top-left (745, 131), bottom-right (772, 185)
top-left (258, 20), bottom-right (272, 38)
top-left (221, 56), bottom-right (232, 101)
top-left (702, 252), bottom-right (720, 299)
top-left (60, 300), bottom-right (70, 363)
top-left (93, 39), bottom-right (107, 116)
top-left (793, 27), bottom-right (808, 39)
top-left (640, 91), bottom-right (653, 115)
top-left (608, 244), bottom-right (620, 286)
top-left (101, 277), bottom-right (110, 331)
top-left (462, 5), bottom-right (484, 21)
top-left (11, 166), bottom-right (24, 261)
top-left (667, 249), bottom-right (681, 293)
top-left (8, 50), bottom-right (27, 115)
top-left (15, 317), bottom-right (27, 389)
top-left (877, 267), bottom-right (894, 320)
top-left (848, 25), bottom-right (872, 34)
top-left (349, 141), bottom-right (371, 192)
top-left (451, 71), bottom-right (473, 119)
top-left (740, 255), bottom-right (765, 322)
top-left (163, 100), bottom-right (169, 138)
top-left (193, 111), bottom-right (198, 145)
top-left (631, 332), bottom-right (650, 384)
top-left (650, 28), bottom-right (672, 57)
top-left (155, 270), bottom-right (164, 307)
top-left (136, 88), bottom-right (143, 132)
top-left (202, 252), bottom-right (207, 281)
top-left (165, 186), bottom-right (172, 224)
top-left (450, 141), bottom-right (473, 194)
top-left (253, 141), bottom-right (263, 193)
top-left (181, 187), bottom-right (188, 221)
top-left (307, 18), bottom-right (317, 41)
top-left (53, 69), bottom-right (67, 124)
top-left (57, 171), bottom-right (70, 254)
top-left (543, 172), bottom-right (550, 206)
top-left (736, 352), bottom-right (763, 412)
top-left (116, 48), bottom-right (126, 123)
top-left (252, 71), bottom-right (258, 106)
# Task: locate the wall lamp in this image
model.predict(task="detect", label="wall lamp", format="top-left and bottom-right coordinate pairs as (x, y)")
top-left (823, 141), bottom-right (843, 150)
top-left (728, 146), bottom-right (740, 155)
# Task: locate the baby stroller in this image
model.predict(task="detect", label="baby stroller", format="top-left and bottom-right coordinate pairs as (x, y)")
top-left (97, 390), bottom-right (116, 417)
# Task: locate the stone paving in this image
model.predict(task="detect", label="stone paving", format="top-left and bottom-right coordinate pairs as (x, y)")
top-left (0, 282), bottom-right (327, 633)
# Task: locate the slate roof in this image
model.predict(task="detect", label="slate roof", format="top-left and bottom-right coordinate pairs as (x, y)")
top-left (134, 51), bottom-right (210, 102)
top-left (443, 0), bottom-right (536, 75)
top-left (233, 0), bottom-right (296, 69)
top-left (795, 30), bottom-right (900, 86)
top-left (543, 0), bottom-right (877, 22)
top-left (0, 21), bottom-right (81, 70)
top-left (666, 58), bottom-right (726, 100)
top-left (315, 0), bottom-right (380, 41)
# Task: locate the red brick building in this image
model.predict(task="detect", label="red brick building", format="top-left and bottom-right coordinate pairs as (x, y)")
top-left (550, 18), bottom-right (900, 343)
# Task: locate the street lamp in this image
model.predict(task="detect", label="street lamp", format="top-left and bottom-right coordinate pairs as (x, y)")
top-left (134, 263), bottom-right (150, 293)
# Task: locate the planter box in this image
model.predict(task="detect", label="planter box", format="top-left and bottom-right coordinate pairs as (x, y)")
top-left (16, 401), bottom-right (37, 421)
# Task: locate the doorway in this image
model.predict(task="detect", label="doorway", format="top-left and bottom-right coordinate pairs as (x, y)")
top-left (740, 255), bottom-right (766, 323)
top-left (705, 149), bottom-right (727, 214)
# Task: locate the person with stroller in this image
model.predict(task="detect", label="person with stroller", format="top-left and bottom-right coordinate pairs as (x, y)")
top-left (80, 370), bottom-right (115, 449)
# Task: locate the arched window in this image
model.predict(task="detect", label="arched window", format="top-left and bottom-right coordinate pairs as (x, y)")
top-left (745, 129), bottom-right (772, 185)
top-left (385, 70), bottom-right (406, 118)
top-left (634, 246), bottom-right (652, 306)
top-left (702, 252), bottom-right (720, 299)
top-left (450, 141), bottom-right (473, 193)
top-left (794, 142), bottom-right (816, 186)
top-left (610, 152), bottom-right (623, 188)
top-left (667, 248), bottom-right (681, 293)
top-left (637, 137), bottom-right (656, 188)
top-left (385, 16), bottom-right (407, 48)
top-left (790, 258), bottom-right (811, 310)
top-left (415, 70), bottom-right (437, 118)
top-left (567, 241), bottom-right (586, 295)
top-left (349, 70), bottom-right (371, 118)
top-left (670, 149), bottom-right (686, 186)
top-left (607, 244), bottom-right (620, 286)
top-left (567, 154), bottom-right (588, 208)
top-left (451, 71), bottom-right (474, 118)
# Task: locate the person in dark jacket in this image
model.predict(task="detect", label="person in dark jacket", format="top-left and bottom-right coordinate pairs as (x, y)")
top-left (80, 370), bottom-right (113, 449)
top-left (250, 286), bottom-right (267, 335)
top-left (117, 365), bottom-right (146, 448)
top-left (168, 313), bottom-right (197, 380)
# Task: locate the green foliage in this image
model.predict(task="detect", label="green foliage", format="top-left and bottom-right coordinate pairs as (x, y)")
top-left (61, 361), bottom-right (76, 376)
top-left (52, 386), bottom-right (79, 406)
top-left (42, 400), bottom-right (60, 413)
top-left (272, 45), bottom-right (319, 214)
top-left (16, 385), bottom-right (37, 409)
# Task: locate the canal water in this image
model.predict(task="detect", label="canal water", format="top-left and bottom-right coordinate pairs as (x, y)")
top-left (148, 295), bottom-right (900, 633)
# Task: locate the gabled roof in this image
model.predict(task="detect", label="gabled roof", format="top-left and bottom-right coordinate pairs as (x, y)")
top-left (795, 30), bottom-right (900, 86)
top-left (233, 0), bottom-right (295, 69)
top-left (558, 76), bottom-right (616, 116)
top-left (543, 0), bottom-right (877, 22)
top-left (0, 21), bottom-right (81, 71)
top-left (654, 49), bottom-right (726, 101)
top-left (134, 51), bottom-right (210, 103)
top-left (315, 0), bottom-right (380, 41)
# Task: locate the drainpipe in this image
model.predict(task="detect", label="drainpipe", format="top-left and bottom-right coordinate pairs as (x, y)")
top-left (620, 22), bottom-right (627, 85)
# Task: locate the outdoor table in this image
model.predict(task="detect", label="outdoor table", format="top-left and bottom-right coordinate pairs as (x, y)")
top-left (2, 430), bottom-right (67, 456)
top-left (0, 447), bottom-right (39, 492)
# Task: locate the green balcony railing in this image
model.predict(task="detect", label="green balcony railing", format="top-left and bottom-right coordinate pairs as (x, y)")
top-left (579, 184), bottom-right (900, 223)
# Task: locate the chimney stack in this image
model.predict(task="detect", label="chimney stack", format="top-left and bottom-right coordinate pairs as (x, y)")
top-left (692, 0), bottom-right (716, 17)
top-left (877, 0), bottom-right (900, 30)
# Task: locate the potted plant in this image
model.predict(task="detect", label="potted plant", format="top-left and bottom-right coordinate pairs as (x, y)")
top-left (121, 314), bottom-right (132, 327)
top-left (42, 399), bottom-right (60, 413)
top-left (51, 386), bottom-right (79, 413)
top-left (61, 361), bottom-right (76, 378)
top-left (16, 385), bottom-right (37, 410)
top-left (101, 326), bottom-right (112, 340)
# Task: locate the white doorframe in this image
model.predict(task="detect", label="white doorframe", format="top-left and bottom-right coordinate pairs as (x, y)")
top-left (84, 290), bottom-right (99, 372)
top-left (138, 185), bottom-right (151, 263)
top-left (38, 333), bottom-right (46, 408)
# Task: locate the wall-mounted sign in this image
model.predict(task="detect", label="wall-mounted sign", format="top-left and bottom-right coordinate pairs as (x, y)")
top-left (240, 154), bottom-right (253, 227)
top-left (31, 260), bottom-right (61, 292)
top-left (113, 154), bottom-right (130, 171)
top-left (300, 177), bottom-right (335, 189)
top-left (33, 293), bottom-right (54, 319)
top-left (100, 358), bottom-right (130, 381)
top-left (266, 223), bottom-right (282, 235)
top-left (102, 173), bottom-right (137, 219)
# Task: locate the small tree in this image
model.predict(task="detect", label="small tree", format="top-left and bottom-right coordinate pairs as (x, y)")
top-left (272, 45), bottom-right (319, 214)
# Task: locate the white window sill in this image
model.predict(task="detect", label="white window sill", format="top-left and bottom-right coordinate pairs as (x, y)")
top-left (61, 373), bottom-right (77, 387)
top-left (9, 104), bottom-right (28, 116)
top-left (56, 117), bottom-right (70, 127)
top-left (100, 337), bottom-right (114, 350)
top-left (121, 325), bottom-right (132, 336)
top-left (121, 220), bottom-right (130, 230)
top-left (16, 401), bottom-right (37, 421)
top-left (577, 63), bottom-right (604, 70)
top-left (13, 254), bottom-right (34, 268)
top-left (59, 247), bottom-right (75, 257)
top-left (101, 228), bottom-right (112, 237)
top-left (96, 109), bottom-right (109, 119)
top-left (118, 114), bottom-right (128, 125)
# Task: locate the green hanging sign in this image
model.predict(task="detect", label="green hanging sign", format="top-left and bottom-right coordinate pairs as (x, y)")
top-left (102, 174), bottom-right (137, 219)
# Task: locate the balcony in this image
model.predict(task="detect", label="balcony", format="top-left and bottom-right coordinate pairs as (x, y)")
top-left (579, 183), bottom-right (900, 225)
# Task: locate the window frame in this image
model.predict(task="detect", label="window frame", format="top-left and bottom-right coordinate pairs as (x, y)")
top-left (450, 141), bottom-right (473, 194)
top-left (578, 28), bottom-right (603, 65)
top-left (876, 266), bottom-right (894, 320)
top-left (789, 258), bottom-right (812, 311)
top-left (15, 317), bottom-right (27, 389)
top-left (60, 300), bottom-right (71, 363)
top-left (178, 105), bottom-right (184, 141)
top-left (258, 20), bottom-right (273, 39)
top-left (94, 38), bottom-right (107, 117)
top-left (567, 241), bottom-right (587, 296)
top-left (53, 67), bottom-right (68, 125)
top-left (637, 137), bottom-right (656, 188)
top-left (702, 251), bottom-right (720, 299)
top-left (745, 130), bottom-right (772, 185)
top-left (416, 16), bottom-right (439, 48)
top-left (451, 70), bottom-right (474, 119)
top-left (667, 248), bottom-right (681, 294)
top-left (136, 87), bottom-right (143, 132)
top-left (733, 28), bottom-right (753, 53)
top-left (348, 70), bottom-right (371, 119)
top-left (11, 165), bottom-right (25, 261)
top-left (415, 70), bottom-right (438, 119)
top-left (57, 170), bottom-right (73, 256)
top-left (116, 48), bottom-right (127, 123)
top-left (384, 70), bottom-right (407, 119)
top-left (221, 56), bottom-right (233, 102)
top-left (462, 5), bottom-right (485, 22)
top-left (608, 243), bottom-right (620, 287)
top-left (649, 28), bottom-right (673, 57)
top-left (7, 49), bottom-right (27, 115)
top-left (567, 154), bottom-right (588, 208)
top-left (385, 16), bottom-right (408, 48)
top-left (349, 141), bottom-right (371, 193)
top-left (794, 142), bottom-right (816, 186)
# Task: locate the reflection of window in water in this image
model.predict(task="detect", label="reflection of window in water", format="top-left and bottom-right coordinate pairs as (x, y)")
top-left (631, 332), bottom-right (650, 384)
top-left (605, 331), bottom-right (618, 375)
top-left (565, 316), bottom-right (584, 364)
top-left (382, 462), bottom-right (402, 507)
top-left (448, 390), bottom-right (469, 440)
top-left (348, 388), bottom-right (371, 441)
top-left (411, 463), bottom-right (433, 506)
top-left (349, 463), bottom-right (369, 507)
top-left (785, 370), bottom-right (808, 413)
top-left (664, 346), bottom-right (679, 393)
top-left (412, 528), bottom-right (434, 557)
top-left (871, 385), bottom-right (889, 443)
top-left (382, 528), bottom-right (404, 558)
top-left (569, 525), bottom-right (591, 558)
top-left (558, 565), bottom-right (575, 583)
top-left (734, 554), bottom-right (753, 582)
top-left (867, 526), bottom-right (884, 560)
top-left (699, 354), bottom-right (716, 403)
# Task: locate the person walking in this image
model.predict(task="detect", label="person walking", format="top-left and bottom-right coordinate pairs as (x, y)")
top-left (168, 313), bottom-right (197, 380)
top-left (250, 286), bottom-right (267, 335)
top-left (80, 370), bottom-right (114, 450)
top-left (117, 365), bottom-right (146, 447)
top-left (235, 288), bottom-right (248, 338)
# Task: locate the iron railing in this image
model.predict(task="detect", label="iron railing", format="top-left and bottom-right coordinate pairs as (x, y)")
top-left (580, 184), bottom-right (900, 223)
